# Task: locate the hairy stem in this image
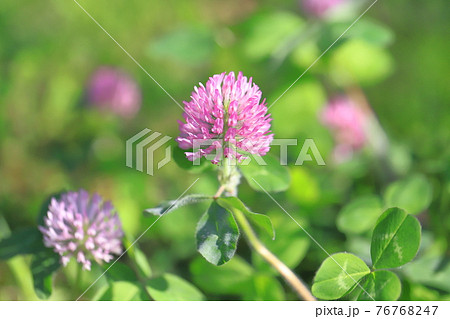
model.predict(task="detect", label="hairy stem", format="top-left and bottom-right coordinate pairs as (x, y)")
top-left (232, 208), bottom-right (316, 301)
top-left (213, 185), bottom-right (226, 199)
top-left (218, 157), bottom-right (240, 196)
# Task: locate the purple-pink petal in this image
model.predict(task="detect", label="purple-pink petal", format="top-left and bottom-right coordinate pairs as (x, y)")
top-left (87, 67), bottom-right (141, 118)
top-left (321, 95), bottom-right (368, 157)
top-left (302, 0), bottom-right (347, 18)
top-left (176, 71), bottom-right (273, 163)
top-left (38, 189), bottom-right (124, 271)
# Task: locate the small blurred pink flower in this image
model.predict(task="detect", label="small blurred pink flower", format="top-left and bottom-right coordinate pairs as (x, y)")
top-left (176, 71), bottom-right (273, 164)
top-left (39, 189), bottom-right (123, 271)
top-left (87, 67), bottom-right (141, 118)
top-left (301, 0), bottom-right (347, 18)
top-left (321, 95), bottom-right (367, 160)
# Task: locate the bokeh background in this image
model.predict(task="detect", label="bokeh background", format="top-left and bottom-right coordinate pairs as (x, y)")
top-left (0, 0), bottom-right (449, 300)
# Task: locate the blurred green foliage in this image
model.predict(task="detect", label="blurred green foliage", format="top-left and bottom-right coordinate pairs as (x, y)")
top-left (0, 0), bottom-right (449, 301)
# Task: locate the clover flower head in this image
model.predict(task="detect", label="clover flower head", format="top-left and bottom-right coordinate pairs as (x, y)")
top-left (176, 71), bottom-right (273, 164)
top-left (39, 189), bottom-right (123, 271)
top-left (87, 67), bottom-right (141, 118)
top-left (321, 95), bottom-right (367, 159)
top-left (302, 0), bottom-right (346, 18)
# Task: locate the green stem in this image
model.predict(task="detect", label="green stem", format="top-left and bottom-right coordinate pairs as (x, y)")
top-left (218, 157), bottom-right (240, 196)
top-left (75, 264), bottom-right (82, 291)
top-left (7, 257), bottom-right (37, 300)
top-left (128, 259), bottom-right (153, 301)
top-left (232, 208), bottom-right (316, 301)
top-left (2, 221), bottom-right (36, 300)
top-left (214, 185), bottom-right (226, 199)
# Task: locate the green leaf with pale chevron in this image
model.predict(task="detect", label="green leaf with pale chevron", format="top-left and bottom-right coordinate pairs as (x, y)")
top-left (312, 253), bottom-right (370, 300)
top-left (357, 270), bottom-right (401, 301)
top-left (371, 208), bottom-right (421, 269)
top-left (196, 201), bottom-right (239, 266)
